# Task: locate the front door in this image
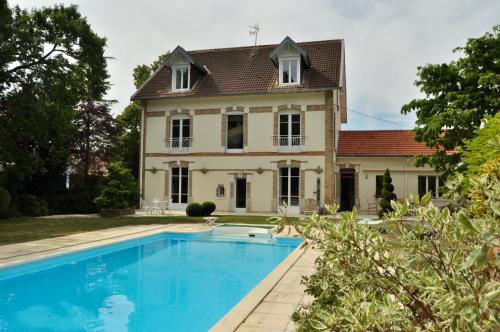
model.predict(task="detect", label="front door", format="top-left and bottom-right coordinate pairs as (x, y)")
top-left (340, 169), bottom-right (355, 211)
top-left (236, 178), bottom-right (246, 210)
top-left (279, 167), bottom-right (300, 214)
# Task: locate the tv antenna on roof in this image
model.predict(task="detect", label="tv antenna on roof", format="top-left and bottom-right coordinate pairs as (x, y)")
top-left (249, 23), bottom-right (260, 46)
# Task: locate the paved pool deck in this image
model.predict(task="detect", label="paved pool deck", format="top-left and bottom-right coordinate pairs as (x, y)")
top-left (0, 224), bottom-right (318, 331)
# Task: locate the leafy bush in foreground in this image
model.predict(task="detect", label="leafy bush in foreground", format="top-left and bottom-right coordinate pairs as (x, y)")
top-left (272, 160), bottom-right (499, 331)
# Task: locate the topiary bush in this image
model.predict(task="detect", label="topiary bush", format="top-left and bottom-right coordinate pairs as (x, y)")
top-left (0, 187), bottom-right (12, 219)
top-left (378, 168), bottom-right (397, 218)
top-left (201, 201), bottom-right (216, 216)
top-left (186, 202), bottom-right (203, 217)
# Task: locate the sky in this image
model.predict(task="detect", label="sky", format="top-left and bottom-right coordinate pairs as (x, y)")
top-left (10, 0), bottom-right (500, 130)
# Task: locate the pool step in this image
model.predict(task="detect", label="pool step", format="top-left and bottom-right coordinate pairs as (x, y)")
top-left (211, 225), bottom-right (274, 239)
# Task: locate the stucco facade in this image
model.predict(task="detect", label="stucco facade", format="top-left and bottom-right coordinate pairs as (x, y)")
top-left (134, 38), bottom-right (441, 214)
top-left (336, 156), bottom-right (439, 212)
top-left (139, 91), bottom-right (343, 213)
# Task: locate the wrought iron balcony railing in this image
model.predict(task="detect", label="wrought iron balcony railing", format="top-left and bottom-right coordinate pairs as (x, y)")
top-left (165, 137), bottom-right (194, 152)
top-left (272, 135), bottom-right (306, 152)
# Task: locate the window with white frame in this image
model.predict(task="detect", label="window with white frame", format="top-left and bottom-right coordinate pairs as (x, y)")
top-left (279, 58), bottom-right (300, 85)
top-left (279, 112), bottom-right (301, 146)
top-left (171, 115), bottom-right (190, 148)
top-left (216, 184), bottom-right (225, 197)
top-left (171, 167), bottom-right (189, 204)
top-left (418, 176), bottom-right (441, 198)
top-left (172, 65), bottom-right (190, 90)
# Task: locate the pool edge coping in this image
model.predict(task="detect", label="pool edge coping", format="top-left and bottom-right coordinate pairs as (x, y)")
top-left (0, 225), bottom-right (210, 269)
top-left (209, 243), bottom-right (305, 332)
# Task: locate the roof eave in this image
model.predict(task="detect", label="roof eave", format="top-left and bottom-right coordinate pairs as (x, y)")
top-left (131, 86), bottom-right (340, 101)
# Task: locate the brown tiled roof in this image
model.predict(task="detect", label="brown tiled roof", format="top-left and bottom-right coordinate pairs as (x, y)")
top-left (131, 39), bottom-right (343, 100)
top-left (338, 130), bottom-right (453, 156)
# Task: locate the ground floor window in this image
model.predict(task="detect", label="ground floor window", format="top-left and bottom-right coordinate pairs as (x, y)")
top-left (279, 167), bottom-right (299, 206)
top-left (418, 175), bottom-right (441, 198)
top-left (375, 175), bottom-right (384, 198)
top-left (171, 167), bottom-right (188, 203)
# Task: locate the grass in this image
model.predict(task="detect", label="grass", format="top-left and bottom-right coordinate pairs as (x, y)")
top-left (0, 214), bottom-right (297, 246)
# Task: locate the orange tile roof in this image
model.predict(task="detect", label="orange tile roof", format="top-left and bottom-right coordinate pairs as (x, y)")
top-left (131, 39), bottom-right (343, 100)
top-left (338, 130), bottom-right (450, 156)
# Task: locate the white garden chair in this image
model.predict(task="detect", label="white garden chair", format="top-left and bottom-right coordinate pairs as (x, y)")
top-left (141, 198), bottom-right (153, 214)
top-left (151, 199), bottom-right (162, 215)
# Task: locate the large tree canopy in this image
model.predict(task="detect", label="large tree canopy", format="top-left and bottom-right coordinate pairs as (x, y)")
top-left (114, 51), bottom-right (170, 181)
top-left (0, 2), bottom-right (110, 200)
top-left (461, 113), bottom-right (500, 174)
top-left (402, 26), bottom-right (499, 175)
top-left (72, 101), bottom-right (117, 182)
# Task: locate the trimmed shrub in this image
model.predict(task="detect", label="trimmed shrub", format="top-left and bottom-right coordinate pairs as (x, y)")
top-left (378, 169), bottom-right (397, 218)
top-left (0, 187), bottom-right (12, 219)
top-left (17, 194), bottom-right (48, 217)
top-left (94, 162), bottom-right (139, 210)
top-left (186, 202), bottom-right (203, 217)
top-left (201, 201), bottom-right (216, 216)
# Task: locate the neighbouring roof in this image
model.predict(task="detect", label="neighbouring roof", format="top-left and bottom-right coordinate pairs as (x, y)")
top-left (131, 38), bottom-right (343, 100)
top-left (337, 130), bottom-right (452, 157)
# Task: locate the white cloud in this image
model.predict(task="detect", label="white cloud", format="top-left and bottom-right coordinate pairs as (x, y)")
top-left (10, 0), bottom-right (500, 129)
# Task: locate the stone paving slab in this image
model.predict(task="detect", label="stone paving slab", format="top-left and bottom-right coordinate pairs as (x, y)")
top-left (235, 249), bottom-right (320, 332)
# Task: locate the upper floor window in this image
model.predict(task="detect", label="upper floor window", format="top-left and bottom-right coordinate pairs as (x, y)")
top-left (279, 58), bottom-right (300, 85)
top-left (279, 113), bottom-right (301, 146)
top-left (273, 111), bottom-right (305, 152)
top-left (227, 114), bottom-right (244, 151)
top-left (171, 116), bottom-right (191, 147)
top-left (172, 65), bottom-right (190, 90)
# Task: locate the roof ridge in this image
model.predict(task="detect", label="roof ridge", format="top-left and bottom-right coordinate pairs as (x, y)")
top-left (188, 38), bottom-right (343, 54)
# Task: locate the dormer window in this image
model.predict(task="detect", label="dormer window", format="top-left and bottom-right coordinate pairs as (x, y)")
top-left (172, 65), bottom-right (190, 90)
top-left (271, 37), bottom-right (309, 86)
top-left (279, 58), bottom-right (300, 85)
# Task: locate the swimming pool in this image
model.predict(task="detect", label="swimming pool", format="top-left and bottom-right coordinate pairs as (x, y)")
top-left (0, 232), bottom-right (301, 331)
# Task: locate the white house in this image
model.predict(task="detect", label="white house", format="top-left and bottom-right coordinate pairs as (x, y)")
top-left (131, 37), bottom-right (443, 214)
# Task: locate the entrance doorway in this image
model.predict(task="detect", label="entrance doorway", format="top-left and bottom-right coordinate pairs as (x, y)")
top-left (236, 178), bottom-right (247, 210)
top-left (340, 169), bottom-right (355, 211)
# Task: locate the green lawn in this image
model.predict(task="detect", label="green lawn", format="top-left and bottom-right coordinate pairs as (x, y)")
top-left (0, 215), bottom-right (294, 246)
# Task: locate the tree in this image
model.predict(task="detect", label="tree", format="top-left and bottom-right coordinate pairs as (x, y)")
top-left (272, 161), bottom-right (499, 331)
top-left (94, 162), bottom-right (139, 210)
top-left (0, 2), bottom-right (110, 203)
top-left (72, 101), bottom-right (117, 183)
top-left (461, 113), bottom-right (500, 174)
top-left (115, 103), bottom-right (142, 179)
top-left (378, 169), bottom-right (397, 218)
top-left (402, 26), bottom-right (500, 175)
top-left (132, 51), bottom-right (170, 88)
top-left (114, 51), bottom-right (170, 180)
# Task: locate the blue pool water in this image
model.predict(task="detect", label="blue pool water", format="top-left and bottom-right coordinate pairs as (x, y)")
top-left (0, 233), bottom-right (300, 331)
